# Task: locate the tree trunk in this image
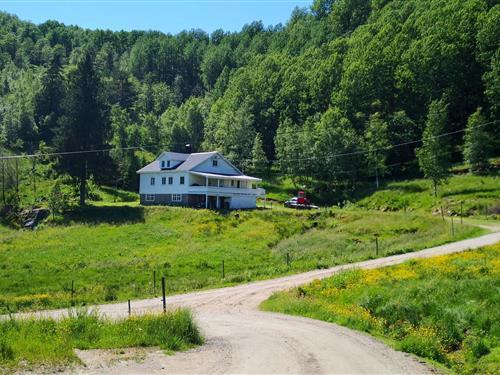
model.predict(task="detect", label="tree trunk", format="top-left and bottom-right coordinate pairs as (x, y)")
top-left (433, 180), bottom-right (437, 197)
top-left (79, 159), bottom-right (87, 206)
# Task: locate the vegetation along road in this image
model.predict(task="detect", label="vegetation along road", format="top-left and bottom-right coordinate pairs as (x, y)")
top-left (16, 230), bottom-right (500, 374)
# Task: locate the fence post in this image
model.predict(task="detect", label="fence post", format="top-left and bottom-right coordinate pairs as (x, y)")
top-left (460, 201), bottom-right (463, 225)
top-left (441, 206), bottom-right (445, 222)
top-left (286, 253), bottom-right (290, 267)
top-left (161, 276), bottom-right (166, 313)
top-left (71, 280), bottom-right (74, 305)
top-left (375, 237), bottom-right (379, 256)
top-left (451, 217), bottom-right (455, 236)
top-left (153, 270), bottom-right (156, 297)
top-left (222, 260), bottom-right (225, 279)
top-left (128, 299), bottom-right (131, 316)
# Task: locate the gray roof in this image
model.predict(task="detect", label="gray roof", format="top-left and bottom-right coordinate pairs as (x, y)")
top-left (175, 152), bottom-right (217, 171)
top-left (137, 151), bottom-right (238, 174)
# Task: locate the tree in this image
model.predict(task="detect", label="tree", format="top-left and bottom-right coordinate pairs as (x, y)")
top-left (55, 50), bottom-right (106, 205)
top-left (463, 107), bottom-right (491, 175)
top-left (250, 133), bottom-right (268, 175)
top-left (416, 99), bottom-right (450, 196)
top-left (364, 113), bottom-right (390, 188)
top-left (47, 180), bottom-right (68, 218)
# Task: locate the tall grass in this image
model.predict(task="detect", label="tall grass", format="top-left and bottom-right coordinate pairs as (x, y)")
top-left (0, 308), bottom-right (202, 371)
top-left (262, 244), bottom-right (500, 374)
top-left (355, 174), bottom-right (500, 218)
top-left (0, 206), bottom-right (483, 313)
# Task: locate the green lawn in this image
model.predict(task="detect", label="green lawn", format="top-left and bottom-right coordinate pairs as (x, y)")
top-left (261, 244), bottom-right (500, 374)
top-left (0, 308), bottom-right (202, 372)
top-left (0, 205), bottom-right (483, 313)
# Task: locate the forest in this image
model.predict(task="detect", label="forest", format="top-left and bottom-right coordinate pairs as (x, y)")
top-left (0, 0), bottom-right (498, 207)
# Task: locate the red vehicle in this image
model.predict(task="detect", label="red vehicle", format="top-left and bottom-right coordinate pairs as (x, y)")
top-left (284, 191), bottom-right (318, 209)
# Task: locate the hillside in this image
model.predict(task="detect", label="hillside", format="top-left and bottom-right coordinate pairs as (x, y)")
top-left (262, 244), bottom-right (500, 374)
top-left (0, 203), bottom-right (483, 313)
top-left (0, 0), bottom-right (498, 208)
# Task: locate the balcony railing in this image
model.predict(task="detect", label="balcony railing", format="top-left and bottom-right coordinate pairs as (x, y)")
top-left (188, 185), bottom-right (266, 196)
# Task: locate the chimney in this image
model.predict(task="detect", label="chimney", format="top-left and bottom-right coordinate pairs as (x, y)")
top-left (185, 144), bottom-right (192, 154)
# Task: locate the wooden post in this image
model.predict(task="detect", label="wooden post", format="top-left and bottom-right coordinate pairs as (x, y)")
top-left (375, 237), bottom-right (379, 256)
top-left (222, 260), bottom-right (225, 279)
top-left (441, 206), bottom-right (445, 221)
top-left (161, 276), bottom-right (166, 313)
top-left (286, 253), bottom-right (290, 267)
top-left (128, 299), bottom-right (131, 316)
top-left (460, 201), bottom-right (463, 225)
top-left (451, 217), bottom-right (455, 237)
top-left (153, 270), bottom-right (156, 296)
top-left (15, 158), bottom-right (19, 202)
top-left (32, 158), bottom-right (37, 204)
top-left (1, 158), bottom-right (5, 206)
top-left (71, 280), bottom-right (75, 305)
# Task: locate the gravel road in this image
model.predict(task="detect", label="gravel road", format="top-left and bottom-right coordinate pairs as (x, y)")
top-left (19, 231), bottom-right (500, 374)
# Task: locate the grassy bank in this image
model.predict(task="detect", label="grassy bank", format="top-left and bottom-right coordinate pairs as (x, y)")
top-left (0, 308), bottom-right (202, 372)
top-left (355, 174), bottom-right (499, 218)
top-left (0, 205), bottom-right (483, 313)
top-left (262, 244), bottom-right (500, 374)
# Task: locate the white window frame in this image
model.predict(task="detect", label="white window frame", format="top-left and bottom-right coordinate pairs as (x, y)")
top-left (150, 177), bottom-right (155, 186)
top-left (172, 194), bottom-right (182, 202)
top-left (145, 194), bottom-right (155, 202)
top-left (161, 160), bottom-right (165, 168)
top-left (168, 177), bottom-right (173, 185)
top-left (212, 159), bottom-right (218, 167)
top-left (180, 176), bottom-right (185, 185)
top-left (162, 177), bottom-right (166, 185)
top-left (167, 160), bottom-right (171, 168)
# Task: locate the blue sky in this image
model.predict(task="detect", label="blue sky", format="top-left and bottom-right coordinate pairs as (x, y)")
top-left (0, 0), bottom-right (313, 34)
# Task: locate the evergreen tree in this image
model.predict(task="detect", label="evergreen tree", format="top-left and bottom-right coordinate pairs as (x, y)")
top-left (416, 99), bottom-right (450, 196)
top-left (55, 50), bottom-right (106, 205)
top-left (251, 133), bottom-right (268, 175)
top-left (463, 107), bottom-right (491, 175)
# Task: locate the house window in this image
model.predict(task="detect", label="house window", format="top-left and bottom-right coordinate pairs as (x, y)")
top-left (145, 194), bottom-right (155, 202)
top-left (150, 177), bottom-right (155, 185)
top-left (168, 177), bottom-right (173, 185)
top-left (212, 159), bottom-right (218, 167)
top-left (162, 177), bottom-right (166, 185)
top-left (161, 160), bottom-right (165, 168)
top-left (237, 181), bottom-right (241, 188)
top-left (231, 180), bottom-right (234, 187)
top-left (180, 176), bottom-right (185, 185)
top-left (172, 194), bottom-right (182, 202)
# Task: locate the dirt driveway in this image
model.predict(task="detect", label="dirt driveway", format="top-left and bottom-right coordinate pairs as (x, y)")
top-left (19, 231), bottom-right (500, 374)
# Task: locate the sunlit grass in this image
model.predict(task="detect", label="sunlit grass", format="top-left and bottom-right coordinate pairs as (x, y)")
top-left (262, 244), bottom-right (500, 374)
top-left (0, 308), bottom-right (202, 371)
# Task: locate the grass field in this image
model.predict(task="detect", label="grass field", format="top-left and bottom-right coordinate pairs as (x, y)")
top-left (0, 308), bottom-right (201, 372)
top-left (261, 244), bottom-right (500, 374)
top-left (0, 204), bottom-right (483, 313)
top-left (354, 174), bottom-right (500, 218)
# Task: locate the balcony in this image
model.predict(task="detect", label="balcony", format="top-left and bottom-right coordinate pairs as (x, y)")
top-left (188, 185), bottom-right (266, 196)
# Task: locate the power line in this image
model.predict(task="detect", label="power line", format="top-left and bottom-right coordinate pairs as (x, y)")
top-left (254, 119), bottom-right (499, 165)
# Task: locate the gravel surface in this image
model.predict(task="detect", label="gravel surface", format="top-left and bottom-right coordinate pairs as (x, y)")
top-left (16, 231), bottom-right (500, 374)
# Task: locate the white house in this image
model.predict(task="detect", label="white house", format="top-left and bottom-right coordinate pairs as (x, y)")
top-left (137, 151), bottom-right (265, 209)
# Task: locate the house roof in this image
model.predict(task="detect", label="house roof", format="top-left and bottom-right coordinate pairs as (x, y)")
top-left (136, 151), bottom-right (244, 176)
top-left (175, 152), bottom-right (218, 171)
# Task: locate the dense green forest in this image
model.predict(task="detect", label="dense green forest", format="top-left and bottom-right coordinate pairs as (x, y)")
top-left (0, 0), bottom-right (498, 207)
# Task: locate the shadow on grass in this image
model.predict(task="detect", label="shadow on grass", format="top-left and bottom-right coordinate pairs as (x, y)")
top-left (99, 186), bottom-right (138, 202)
top-left (62, 205), bottom-right (146, 225)
top-left (441, 186), bottom-right (500, 198)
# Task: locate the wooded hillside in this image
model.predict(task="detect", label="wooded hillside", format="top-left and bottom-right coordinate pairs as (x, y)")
top-left (0, 0), bottom-right (498, 201)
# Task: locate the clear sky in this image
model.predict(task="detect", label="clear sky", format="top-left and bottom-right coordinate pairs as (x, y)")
top-left (0, 0), bottom-right (313, 34)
